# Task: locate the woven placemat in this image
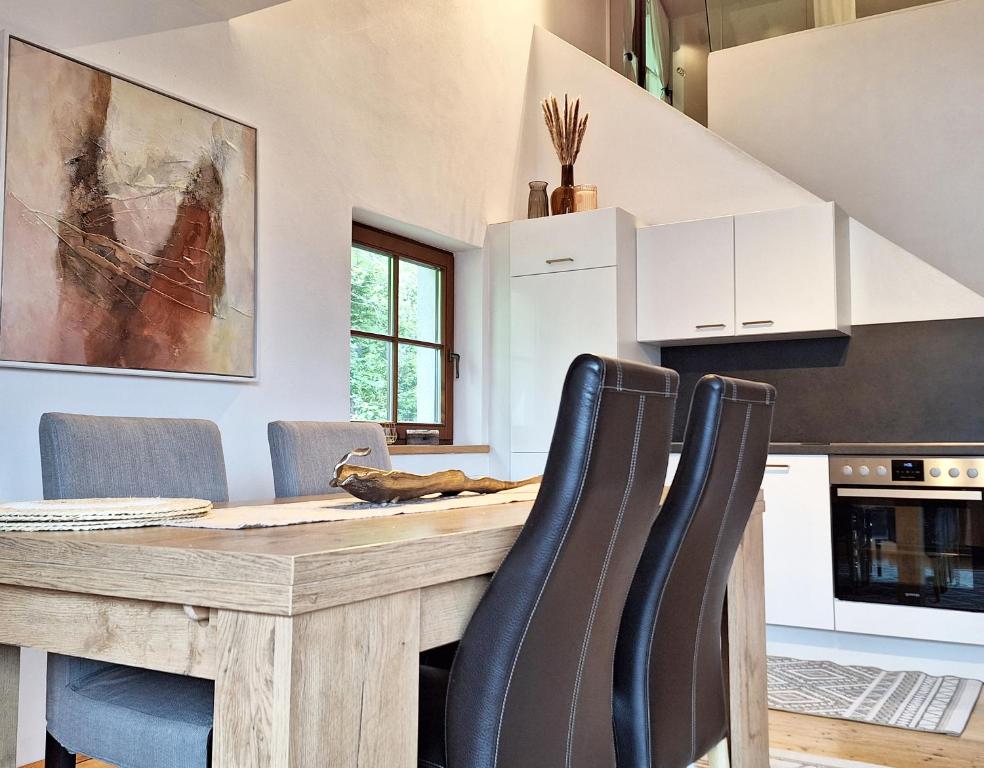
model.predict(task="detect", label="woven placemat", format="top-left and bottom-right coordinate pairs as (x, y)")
top-left (0, 497), bottom-right (212, 531)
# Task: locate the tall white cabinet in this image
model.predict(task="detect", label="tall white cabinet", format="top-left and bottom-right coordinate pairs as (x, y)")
top-left (490, 208), bottom-right (650, 479)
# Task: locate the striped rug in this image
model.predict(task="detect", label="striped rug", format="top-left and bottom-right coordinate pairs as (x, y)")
top-left (768, 656), bottom-right (982, 736)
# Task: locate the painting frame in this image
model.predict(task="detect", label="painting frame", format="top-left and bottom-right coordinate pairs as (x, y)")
top-left (0, 32), bottom-right (260, 382)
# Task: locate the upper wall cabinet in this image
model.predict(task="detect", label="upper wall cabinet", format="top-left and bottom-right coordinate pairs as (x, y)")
top-left (735, 202), bottom-right (851, 339)
top-left (637, 202), bottom-right (851, 345)
top-left (637, 215), bottom-right (736, 343)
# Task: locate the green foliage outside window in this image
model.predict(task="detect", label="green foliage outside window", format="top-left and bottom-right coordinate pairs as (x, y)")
top-left (350, 245), bottom-right (436, 424)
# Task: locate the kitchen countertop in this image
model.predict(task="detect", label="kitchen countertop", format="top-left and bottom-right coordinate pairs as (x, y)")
top-left (671, 442), bottom-right (984, 456)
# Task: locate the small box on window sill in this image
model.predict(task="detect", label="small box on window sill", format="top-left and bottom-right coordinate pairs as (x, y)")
top-left (406, 429), bottom-right (440, 445)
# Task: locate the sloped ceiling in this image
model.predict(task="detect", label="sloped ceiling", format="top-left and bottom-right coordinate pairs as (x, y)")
top-left (0, 0), bottom-right (290, 48)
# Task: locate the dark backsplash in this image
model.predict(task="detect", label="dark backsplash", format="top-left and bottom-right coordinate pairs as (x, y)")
top-left (660, 317), bottom-right (984, 443)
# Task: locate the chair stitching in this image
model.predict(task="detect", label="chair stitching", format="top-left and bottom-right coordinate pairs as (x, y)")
top-left (489, 361), bottom-right (608, 768)
top-left (688, 402), bottom-right (752, 760)
top-left (565, 394), bottom-right (647, 768)
top-left (720, 395), bottom-right (773, 406)
top-left (601, 386), bottom-right (675, 397)
top-left (616, 359), bottom-right (624, 392)
top-left (643, 397), bottom-right (724, 764)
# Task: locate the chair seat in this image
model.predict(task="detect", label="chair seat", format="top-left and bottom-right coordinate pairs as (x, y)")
top-left (48, 664), bottom-right (214, 768)
top-left (418, 665), bottom-right (450, 768)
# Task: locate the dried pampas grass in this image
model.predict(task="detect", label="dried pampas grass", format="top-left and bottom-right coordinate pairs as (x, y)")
top-left (541, 93), bottom-right (589, 166)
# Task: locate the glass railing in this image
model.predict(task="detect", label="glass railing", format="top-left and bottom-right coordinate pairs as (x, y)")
top-left (707, 0), bottom-right (944, 51)
top-left (614, 0), bottom-right (945, 126)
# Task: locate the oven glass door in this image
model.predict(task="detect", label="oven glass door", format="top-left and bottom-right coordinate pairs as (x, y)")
top-left (831, 487), bottom-right (984, 612)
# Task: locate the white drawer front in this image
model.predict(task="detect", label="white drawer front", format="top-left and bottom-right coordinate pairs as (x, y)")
top-left (509, 208), bottom-right (618, 277)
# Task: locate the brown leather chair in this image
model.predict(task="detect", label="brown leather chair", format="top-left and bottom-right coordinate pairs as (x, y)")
top-left (613, 374), bottom-right (775, 768)
top-left (417, 354), bottom-right (679, 768)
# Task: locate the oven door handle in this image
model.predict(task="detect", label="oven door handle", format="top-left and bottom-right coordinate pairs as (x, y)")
top-left (836, 488), bottom-right (983, 501)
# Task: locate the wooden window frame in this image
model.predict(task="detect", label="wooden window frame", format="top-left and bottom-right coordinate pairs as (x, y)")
top-left (351, 223), bottom-right (455, 443)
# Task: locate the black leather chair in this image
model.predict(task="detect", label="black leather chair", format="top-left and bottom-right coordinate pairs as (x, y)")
top-left (613, 375), bottom-right (775, 768)
top-left (418, 354), bottom-right (679, 768)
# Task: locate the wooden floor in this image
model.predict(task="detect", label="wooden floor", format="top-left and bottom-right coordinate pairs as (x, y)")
top-left (769, 700), bottom-right (984, 767)
top-left (22, 701), bottom-right (984, 768)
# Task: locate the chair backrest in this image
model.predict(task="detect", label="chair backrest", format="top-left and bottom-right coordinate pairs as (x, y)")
top-left (267, 420), bottom-right (392, 498)
top-left (39, 412), bottom-right (229, 502)
top-left (613, 375), bottom-right (775, 768)
top-left (445, 354), bottom-right (678, 768)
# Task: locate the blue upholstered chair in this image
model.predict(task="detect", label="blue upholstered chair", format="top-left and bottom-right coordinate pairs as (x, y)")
top-left (267, 420), bottom-right (392, 498)
top-left (39, 413), bottom-right (228, 768)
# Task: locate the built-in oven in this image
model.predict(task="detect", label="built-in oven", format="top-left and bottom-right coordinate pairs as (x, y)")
top-left (830, 456), bottom-right (984, 613)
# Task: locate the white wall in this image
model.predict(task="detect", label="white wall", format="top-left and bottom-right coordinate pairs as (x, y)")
top-left (515, 26), bottom-right (820, 225)
top-left (0, 1), bottom-right (606, 761)
top-left (707, 0), bottom-right (984, 295)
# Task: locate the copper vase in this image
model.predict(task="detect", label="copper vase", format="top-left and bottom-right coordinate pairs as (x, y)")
top-left (550, 165), bottom-right (576, 215)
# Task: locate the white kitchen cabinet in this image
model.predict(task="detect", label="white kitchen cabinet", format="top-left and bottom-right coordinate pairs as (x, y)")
top-left (508, 207), bottom-right (622, 277)
top-left (490, 208), bottom-right (648, 480)
top-left (637, 202), bottom-right (850, 345)
top-left (510, 452), bottom-right (548, 480)
top-left (510, 268), bottom-right (619, 453)
top-left (759, 455), bottom-right (835, 630)
top-left (735, 202), bottom-right (850, 338)
top-left (637, 216), bottom-right (735, 343)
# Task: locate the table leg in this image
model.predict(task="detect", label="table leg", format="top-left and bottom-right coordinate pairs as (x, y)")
top-left (213, 590), bottom-right (420, 768)
top-left (725, 507), bottom-right (770, 768)
top-left (0, 645), bottom-right (19, 768)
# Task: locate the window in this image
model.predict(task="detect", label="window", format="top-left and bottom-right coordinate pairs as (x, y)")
top-left (350, 223), bottom-right (454, 442)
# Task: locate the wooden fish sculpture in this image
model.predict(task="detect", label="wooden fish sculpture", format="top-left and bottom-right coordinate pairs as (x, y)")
top-left (329, 448), bottom-right (541, 504)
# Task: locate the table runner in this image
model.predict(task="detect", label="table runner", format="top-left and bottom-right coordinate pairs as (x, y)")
top-left (165, 484), bottom-right (541, 529)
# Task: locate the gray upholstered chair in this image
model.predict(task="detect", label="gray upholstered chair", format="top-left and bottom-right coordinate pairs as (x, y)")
top-left (267, 420), bottom-right (392, 498)
top-left (39, 412), bottom-right (228, 768)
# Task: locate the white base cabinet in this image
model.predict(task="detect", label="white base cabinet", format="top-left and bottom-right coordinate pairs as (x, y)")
top-left (759, 455), bottom-right (835, 630)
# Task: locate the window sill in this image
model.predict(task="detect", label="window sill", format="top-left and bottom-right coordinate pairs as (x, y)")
top-left (388, 444), bottom-right (490, 456)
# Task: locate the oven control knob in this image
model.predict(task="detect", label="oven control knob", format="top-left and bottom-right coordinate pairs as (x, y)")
top-left (841, 465), bottom-right (854, 476)
top-left (949, 467), bottom-right (961, 478)
top-left (876, 465), bottom-right (888, 477)
top-left (930, 467), bottom-right (942, 478)
top-left (859, 465), bottom-right (870, 476)
top-left (969, 468), bottom-right (979, 479)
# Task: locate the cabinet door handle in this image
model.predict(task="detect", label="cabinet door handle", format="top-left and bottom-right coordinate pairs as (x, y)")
top-left (742, 319), bottom-right (775, 327)
top-left (695, 323), bottom-right (727, 330)
top-left (545, 257), bottom-right (574, 265)
top-left (765, 463), bottom-right (790, 470)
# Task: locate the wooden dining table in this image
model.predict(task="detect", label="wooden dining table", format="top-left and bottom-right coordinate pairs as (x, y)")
top-left (0, 490), bottom-right (768, 768)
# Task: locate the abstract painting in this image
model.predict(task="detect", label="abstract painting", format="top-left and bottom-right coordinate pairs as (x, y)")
top-left (0, 38), bottom-right (257, 378)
